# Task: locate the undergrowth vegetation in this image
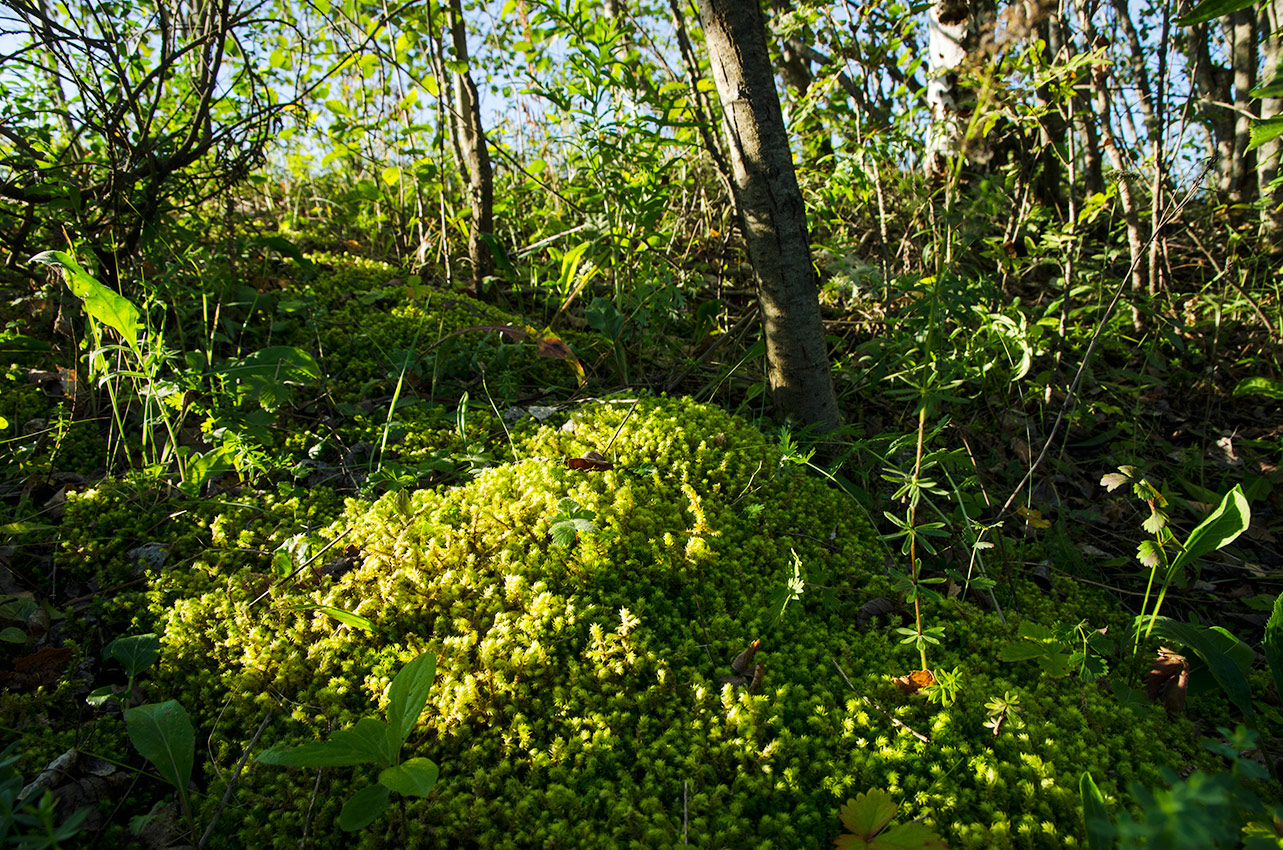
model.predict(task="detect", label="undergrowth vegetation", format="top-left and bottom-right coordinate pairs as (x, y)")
top-left (3, 0), bottom-right (1283, 846)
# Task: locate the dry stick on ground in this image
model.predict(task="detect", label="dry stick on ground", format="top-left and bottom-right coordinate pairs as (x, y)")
top-left (200, 709), bottom-right (272, 846)
top-left (664, 305), bottom-right (760, 393)
top-left (831, 659), bottom-right (931, 745)
top-left (994, 157), bottom-right (1216, 525)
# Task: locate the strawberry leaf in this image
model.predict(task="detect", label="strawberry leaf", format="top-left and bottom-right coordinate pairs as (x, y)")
top-left (838, 789), bottom-right (898, 840)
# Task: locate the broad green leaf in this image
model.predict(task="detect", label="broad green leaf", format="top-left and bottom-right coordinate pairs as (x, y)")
top-left (1140, 616), bottom-right (1255, 720)
top-left (339, 783), bottom-right (390, 831)
top-left (867, 821), bottom-right (948, 849)
top-left (1079, 771), bottom-right (1114, 850)
top-left (997, 642), bottom-right (1048, 662)
top-left (1249, 116), bottom-right (1283, 152)
top-left (1176, 0), bottom-right (1256, 25)
top-left (378, 757), bottom-right (439, 797)
top-left (222, 345), bottom-right (321, 384)
top-left (329, 717), bottom-right (399, 765)
top-left (0, 626), bottom-right (25, 643)
top-left (381, 166), bottom-right (401, 186)
top-left (257, 738), bottom-right (376, 768)
top-left (1234, 376), bottom-right (1283, 399)
top-left (124, 700), bottom-right (194, 793)
top-left (838, 789), bottom-right (898, 839)
top-left (386, 651), bottom-right (436, 743)
top-left (1168, 485), bottom-right (1249, 576)
top-left (105, 634), bottom-right (160, 678)
top-left (30, 250), bottom-right (141, 351)
top-left (1266, 593), bottom-right (1283, 704)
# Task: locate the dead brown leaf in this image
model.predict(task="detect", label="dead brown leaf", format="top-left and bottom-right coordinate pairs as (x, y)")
top-left (1145, 647), bottom-right (1188, 714)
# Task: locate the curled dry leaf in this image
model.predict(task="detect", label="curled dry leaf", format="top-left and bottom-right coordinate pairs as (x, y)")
top-left (1145, 647), bottom-right (1189, 715)
top-left (893, 669), bottom-right (936, 696)
top-left (731, 639), bottom-right (761, 675)
top-left (566, 450), bottom-right (613, 472)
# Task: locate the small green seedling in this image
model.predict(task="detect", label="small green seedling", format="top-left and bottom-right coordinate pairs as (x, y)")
top-left (88, 633), bottom-right (161, 706)
top-left (125, 699), bottom-right (197, 838)
top-left (834, 788), bottom-right (947, 849)
top-left (258, 651), bottom-right (439, 831)
top-left (550, 498), bottom-right (598, 547)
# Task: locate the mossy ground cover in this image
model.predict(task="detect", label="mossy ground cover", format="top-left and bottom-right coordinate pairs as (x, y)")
top-left (0, 256), bottom-right (1275, 848)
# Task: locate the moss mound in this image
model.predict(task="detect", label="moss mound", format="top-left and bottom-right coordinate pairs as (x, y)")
top-left (148, 397), bottom-right (1207, 849)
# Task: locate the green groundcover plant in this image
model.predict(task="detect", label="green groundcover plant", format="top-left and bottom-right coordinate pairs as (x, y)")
top-left (123, 396), bottom-right (1235, 849)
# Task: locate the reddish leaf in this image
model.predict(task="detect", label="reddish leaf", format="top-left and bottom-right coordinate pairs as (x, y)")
top-left (1145, 647), bottom-right (1189, 714)
top-left (566, 450), bottom-right (613, 472)
top-left (893, 669), bottom-right (935, 696)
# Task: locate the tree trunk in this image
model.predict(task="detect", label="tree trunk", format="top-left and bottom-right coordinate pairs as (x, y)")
top-left (446, 0), bottom-right (495, 297)
top-left (696, 0), bottom-right (841, 431)
top-left (925, 0), bottom-right (971, 178)
top-left (1260, 0), bottom-right (1283, 243)
top-left (1229, 7), bottom-right (1258, 205)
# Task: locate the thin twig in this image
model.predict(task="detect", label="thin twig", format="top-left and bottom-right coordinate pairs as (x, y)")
top-left (830, 659), bottom-right (930, 745)
top-left (199, 709), bottom-right (272, 847)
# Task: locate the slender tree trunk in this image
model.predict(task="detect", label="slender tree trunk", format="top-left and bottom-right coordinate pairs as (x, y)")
top-left (446, 0), bottom-right (494, 297)
top-left (696, 0), bottom-right (841, 431)
top-left (1230, 9), bottom-right (1258, 205)
top-left (1260, 0), bottom-right (1283, 243)
top-left (925, 0), bottom-right (971, 178)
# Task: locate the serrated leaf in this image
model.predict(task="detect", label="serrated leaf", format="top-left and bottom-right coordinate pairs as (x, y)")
top-left (378, 757), bottom-right (439, 797)
top-left (1141, 510), bottom-right (1167, 536)
top-left (339, 784), bottom-right (390, 831)
top-left (1016, 621), bottom-right (1055, 642)
top-left (386, 651), bottom-right (435, 743)
top-left (124, 700), bottom-right (194, 793)
top-left (1100, 470), bottom-right (1132, 491)
top-left (838, 789), bottom-right (898, 839)
top-left (1137, 539), bottom-right (1164, 569)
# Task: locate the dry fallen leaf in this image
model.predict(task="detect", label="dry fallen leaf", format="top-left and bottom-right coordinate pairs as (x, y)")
top-left (566, 450), bottom-right (613, 472)
top-left (893, 669), bottom-right (935, 696)
top-left (1145, 647), bottom-right (1188, 715)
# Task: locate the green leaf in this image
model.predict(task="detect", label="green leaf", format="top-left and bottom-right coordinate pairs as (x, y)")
top-left (105, 634), bottom-right (160, 678)
top-left (838, 789), bottom-right (898, 839)
top-left (30, 250), bottom-right (141, 351)
top-left (1250, 116), bottom-right (1283, 152)
top-left (1168, 485), bottom-right (1250, 576)
top-left (867, 821), bottom-right (949, 849)
top-left (1140, 616), bottom-right (1255, 721)
top-left (339, 784), bottom-right (391, 831)
top-left (386, 651), bottom-right (436, 743)
top-left (998, 642), bottom-right (1048, 662)
top-left (1136, 539), bottom-right (1164, 569)
top-left (0, 627), bottom-right (25, 643)
top-left (124, 700), bottom-right (194, 793)
top-left (381, 166), bottom-right (402, 186)
top-left (329, 718), bottom-right (399, 765)
top-left (378, 757), bottom-right (439, 797)
top-left (257, 738), bottom-right (377, 768)
top-left (1079, 771), bottom-right (1114, 850)
top-left (1266, 593), bottom-right (1283, 705)
top-left (1234, 376), bottom-right (1283, 399)
top-left (1175, 0), bottom-right (1257, 25)
top-left (292, 604), bottom-right (375, 632)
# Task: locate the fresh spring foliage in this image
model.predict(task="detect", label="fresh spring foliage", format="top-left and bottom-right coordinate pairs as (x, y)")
top-left (258, 651), bottom-right (439, 832)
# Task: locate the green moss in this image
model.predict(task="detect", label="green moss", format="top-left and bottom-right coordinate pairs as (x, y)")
top-left (142, 396), bottom-right (1219, 849)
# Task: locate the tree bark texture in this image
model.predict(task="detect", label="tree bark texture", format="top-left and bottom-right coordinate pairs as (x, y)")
top-left (696, 0), bottom-right (841, 431)
top-left (446, 0), bottom-right (494, 296)
top-left (1260, 0), bottom-right (1283, 242)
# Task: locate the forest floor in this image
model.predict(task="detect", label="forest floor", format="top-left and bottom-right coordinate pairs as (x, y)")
top-left (1, 237), bottom-right (1282, 848)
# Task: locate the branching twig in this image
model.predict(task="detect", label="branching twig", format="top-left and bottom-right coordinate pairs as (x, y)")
top-left (831, 659), bottom-right (930, 745)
